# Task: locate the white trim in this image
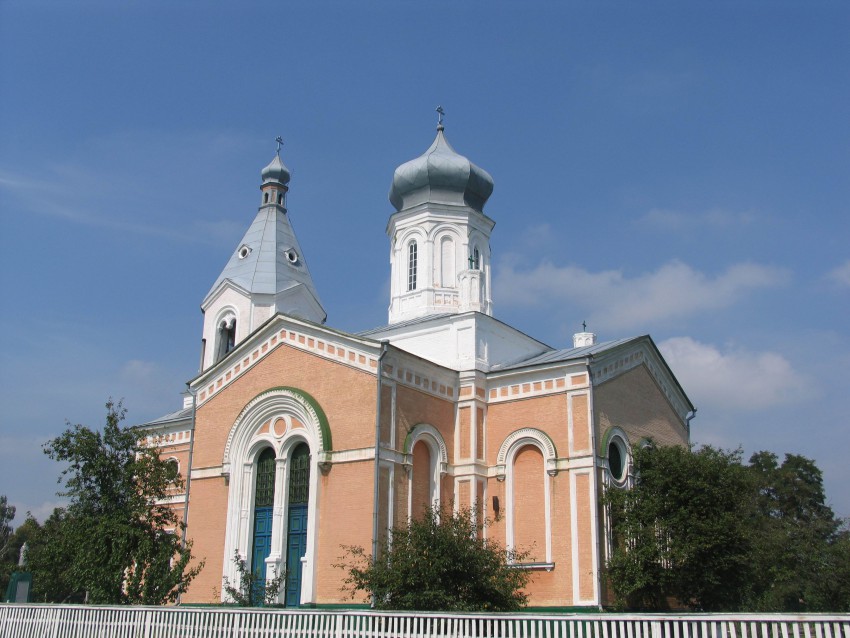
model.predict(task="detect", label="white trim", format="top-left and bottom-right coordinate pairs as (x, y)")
top-left (220, 391), bottom-right (324, 605)
top-left (405, 424), bottom-right (448, 518)
top-left (495, 428), bottom-right (558, 479)
top-left (501, 432), bottom-right (553, 565)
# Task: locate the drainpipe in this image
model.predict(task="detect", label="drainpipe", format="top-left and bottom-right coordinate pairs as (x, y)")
top-left (584, 355), bottom-right (604, 610)
top-left (177, 387), bottom-right (197, 606)
top-left (685, 407), bottom-right (697, 437)
top-left (371, 341), bottom-right (390, 575)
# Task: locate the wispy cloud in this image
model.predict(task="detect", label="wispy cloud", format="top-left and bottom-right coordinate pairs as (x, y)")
top-left (658, 337), bottom-right (810, 411)
top-left (0, 129), bottom-right (259, 246)
top-left (827, 260), bottom-right (850, 287)
top-left (639, 208), bottom-right (757, 231)
top-left (496, 259), bottom-right (789, 332)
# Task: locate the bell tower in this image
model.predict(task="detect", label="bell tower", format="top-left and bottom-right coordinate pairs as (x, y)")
top-left (199, 139), bottom-right (326, 371)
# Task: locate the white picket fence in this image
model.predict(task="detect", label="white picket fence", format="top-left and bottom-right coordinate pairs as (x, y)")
top-left (1, 605), bottom-right (848, 638)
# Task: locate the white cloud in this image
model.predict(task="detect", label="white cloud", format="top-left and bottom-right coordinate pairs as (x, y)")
top-left (496, 259), bottom-right (788, 332)
top-left (827, 260), bottom-right (850, 287)
top-left (658, 337), bottom-right (810, 411)
top-left (640, 208), bottom-right (757, 230)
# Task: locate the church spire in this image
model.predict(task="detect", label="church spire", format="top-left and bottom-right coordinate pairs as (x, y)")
top-left (199, 141), bottom-right (326, 370)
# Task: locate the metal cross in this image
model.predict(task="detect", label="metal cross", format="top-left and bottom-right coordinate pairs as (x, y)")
top-left (436, 105), bottom-right (444, 126)
top-left (582, 320), bottom-right (587, 331)
top-left (275, 136), bottom-right (284, 154)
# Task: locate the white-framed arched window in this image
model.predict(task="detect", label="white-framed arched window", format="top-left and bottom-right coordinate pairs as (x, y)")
top-left (221, 387), bottom-right (331, 607)
top-left (496, 428), bottom-right (557, 566)
top-left (214, 308), bottom-right (238, 363)
top-left (403, 424), bottom-right (448, 520)
top-left (438, 235), bottom-right (455, 288)
top-left (407, 240), bottom-right (418, 291)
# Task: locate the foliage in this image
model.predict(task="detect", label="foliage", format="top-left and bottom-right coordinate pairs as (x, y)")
top-left (748, 451), bottom-right (849, 611)
top-left (0, 495), bottom-right (14, 558)
top-left (604, 444), bottom-right (850, 612)
top-left (604, 445), bottom-right (755, 611)
top-left (17, 509), bottom-right (85, 603)
top-left (0, 495), bottom-right (17, 595)
top-left (337, 505), bottom-right (531, 611)
top-left (221, 550), bottom-right (285, 606)
top-left (40, 399), bottom-right (203, 604)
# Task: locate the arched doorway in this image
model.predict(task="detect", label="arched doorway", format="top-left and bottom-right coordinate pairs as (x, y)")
top-left (285, 442), bottom-right (310, 606)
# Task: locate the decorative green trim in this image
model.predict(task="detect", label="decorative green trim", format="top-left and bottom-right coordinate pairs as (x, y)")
top-left (248, 386), bottom-right (333, 452)
top-left (598, 426), bottom-right (629, 457)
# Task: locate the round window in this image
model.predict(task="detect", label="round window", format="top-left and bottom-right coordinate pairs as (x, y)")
top-left (608, 438), bottom-right (626, 482)
top-left (285, 249), bottom-right (299, 264)
top-left (238, 245), bottom-right (251, 259)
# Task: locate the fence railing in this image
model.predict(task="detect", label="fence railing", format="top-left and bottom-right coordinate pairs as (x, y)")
top-left (1, 604), bottom-right (848, 638)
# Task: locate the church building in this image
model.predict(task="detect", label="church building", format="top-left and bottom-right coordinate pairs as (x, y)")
top-left (142, 119), bottom-right (694, 609)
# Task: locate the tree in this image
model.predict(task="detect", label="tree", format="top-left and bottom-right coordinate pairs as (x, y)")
top-left (41, 399), bottom-right (202, 604)
top-left (604, 445), bottom-right (756, 611)
top-left (0, 495), bottom-right (17, 595)
top-left (337, 506), bottom-right (531, 611)
top-left (604, 444), bottom-right (850, 612)
top-left (748, 451), bottom-right (850, 611)
top-left (15, 509), bottom-right (86, 603)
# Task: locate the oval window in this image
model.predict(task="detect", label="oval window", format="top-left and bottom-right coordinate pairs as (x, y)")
top-left (608, 439), bottom-right (626, 482)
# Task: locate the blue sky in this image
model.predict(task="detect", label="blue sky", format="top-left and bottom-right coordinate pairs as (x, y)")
top-left (1, 1), bottom-right (848, 522)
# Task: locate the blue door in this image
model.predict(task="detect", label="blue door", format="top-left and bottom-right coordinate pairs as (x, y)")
top-left (285, 504), bottom-right (308, 606)
top-left (285, 443), bottom-right (310, 607)
top-left (251, 448), bottom-right (276, 604)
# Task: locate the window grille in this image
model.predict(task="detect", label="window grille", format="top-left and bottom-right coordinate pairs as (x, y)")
top-left (407, 242), bottom-right (418, 291)
top-left (288, 443), bottom-right (310, 504)
top-left (254, 448), bottom-right (276, 508)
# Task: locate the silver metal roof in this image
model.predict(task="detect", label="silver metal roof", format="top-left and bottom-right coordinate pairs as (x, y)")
top-left (358, 313), bottom-right (457, 336)
top-left (389, 126), bottom-right (494, 213)
top-left (490, 336), bottom-right (642, 372)
top-left (137, 406), bottom-right (192, 429)
top-left (202, 203), bottom-right (325, 316)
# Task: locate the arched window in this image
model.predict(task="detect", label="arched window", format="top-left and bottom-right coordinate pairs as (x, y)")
top-left (511, 445), bottom-right (547, 561)
top-left (410, 440), bottom-right (436, 519)
top-left (285, 443), bottom-right (310, 607)
top-left (439, 236), bottom-right (455, 287)
top-left (407, 241), bottom-right (418, 291)
top-left (471, 247), bottom-right (481, 270)
top-left (216, 318), bottom-right (237, 363)
top-left (264, 192), bottom-right (269, 203)
top-left (497, 428), bottom-right (556, 566)
top-left (250, 447), bottom-right (276, 597)
top-left (404, 424), bottom-right (447, 521)
top-left (277, 193), bottom-right (284, 205)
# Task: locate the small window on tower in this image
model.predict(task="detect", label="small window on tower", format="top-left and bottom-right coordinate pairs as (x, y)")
top-left (472, 247), bottom-right (481, 270)
top-left (407, 241), bottom-right (418, 291)
top-left (215, 319), bottom-right (237, 362)
top-left (278, 193), bottom-right (284, 205)
top-left (264, 192), bottom-right (269, 204)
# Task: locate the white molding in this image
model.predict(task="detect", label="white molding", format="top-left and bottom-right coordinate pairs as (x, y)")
top-left (193, 316), bottom-right (381, 407)
top-left (500, 432), bottom-right (553, 565)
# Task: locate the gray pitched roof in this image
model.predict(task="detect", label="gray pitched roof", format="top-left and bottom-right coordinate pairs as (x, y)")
top-left (490, 336), bottom-right (642, 371)
top-left (202, 206), bottom-right (324, 314)
top-left (358, 313), bottom-right (457, 336)
top-left (137, 406), bottom-right (192, 429)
